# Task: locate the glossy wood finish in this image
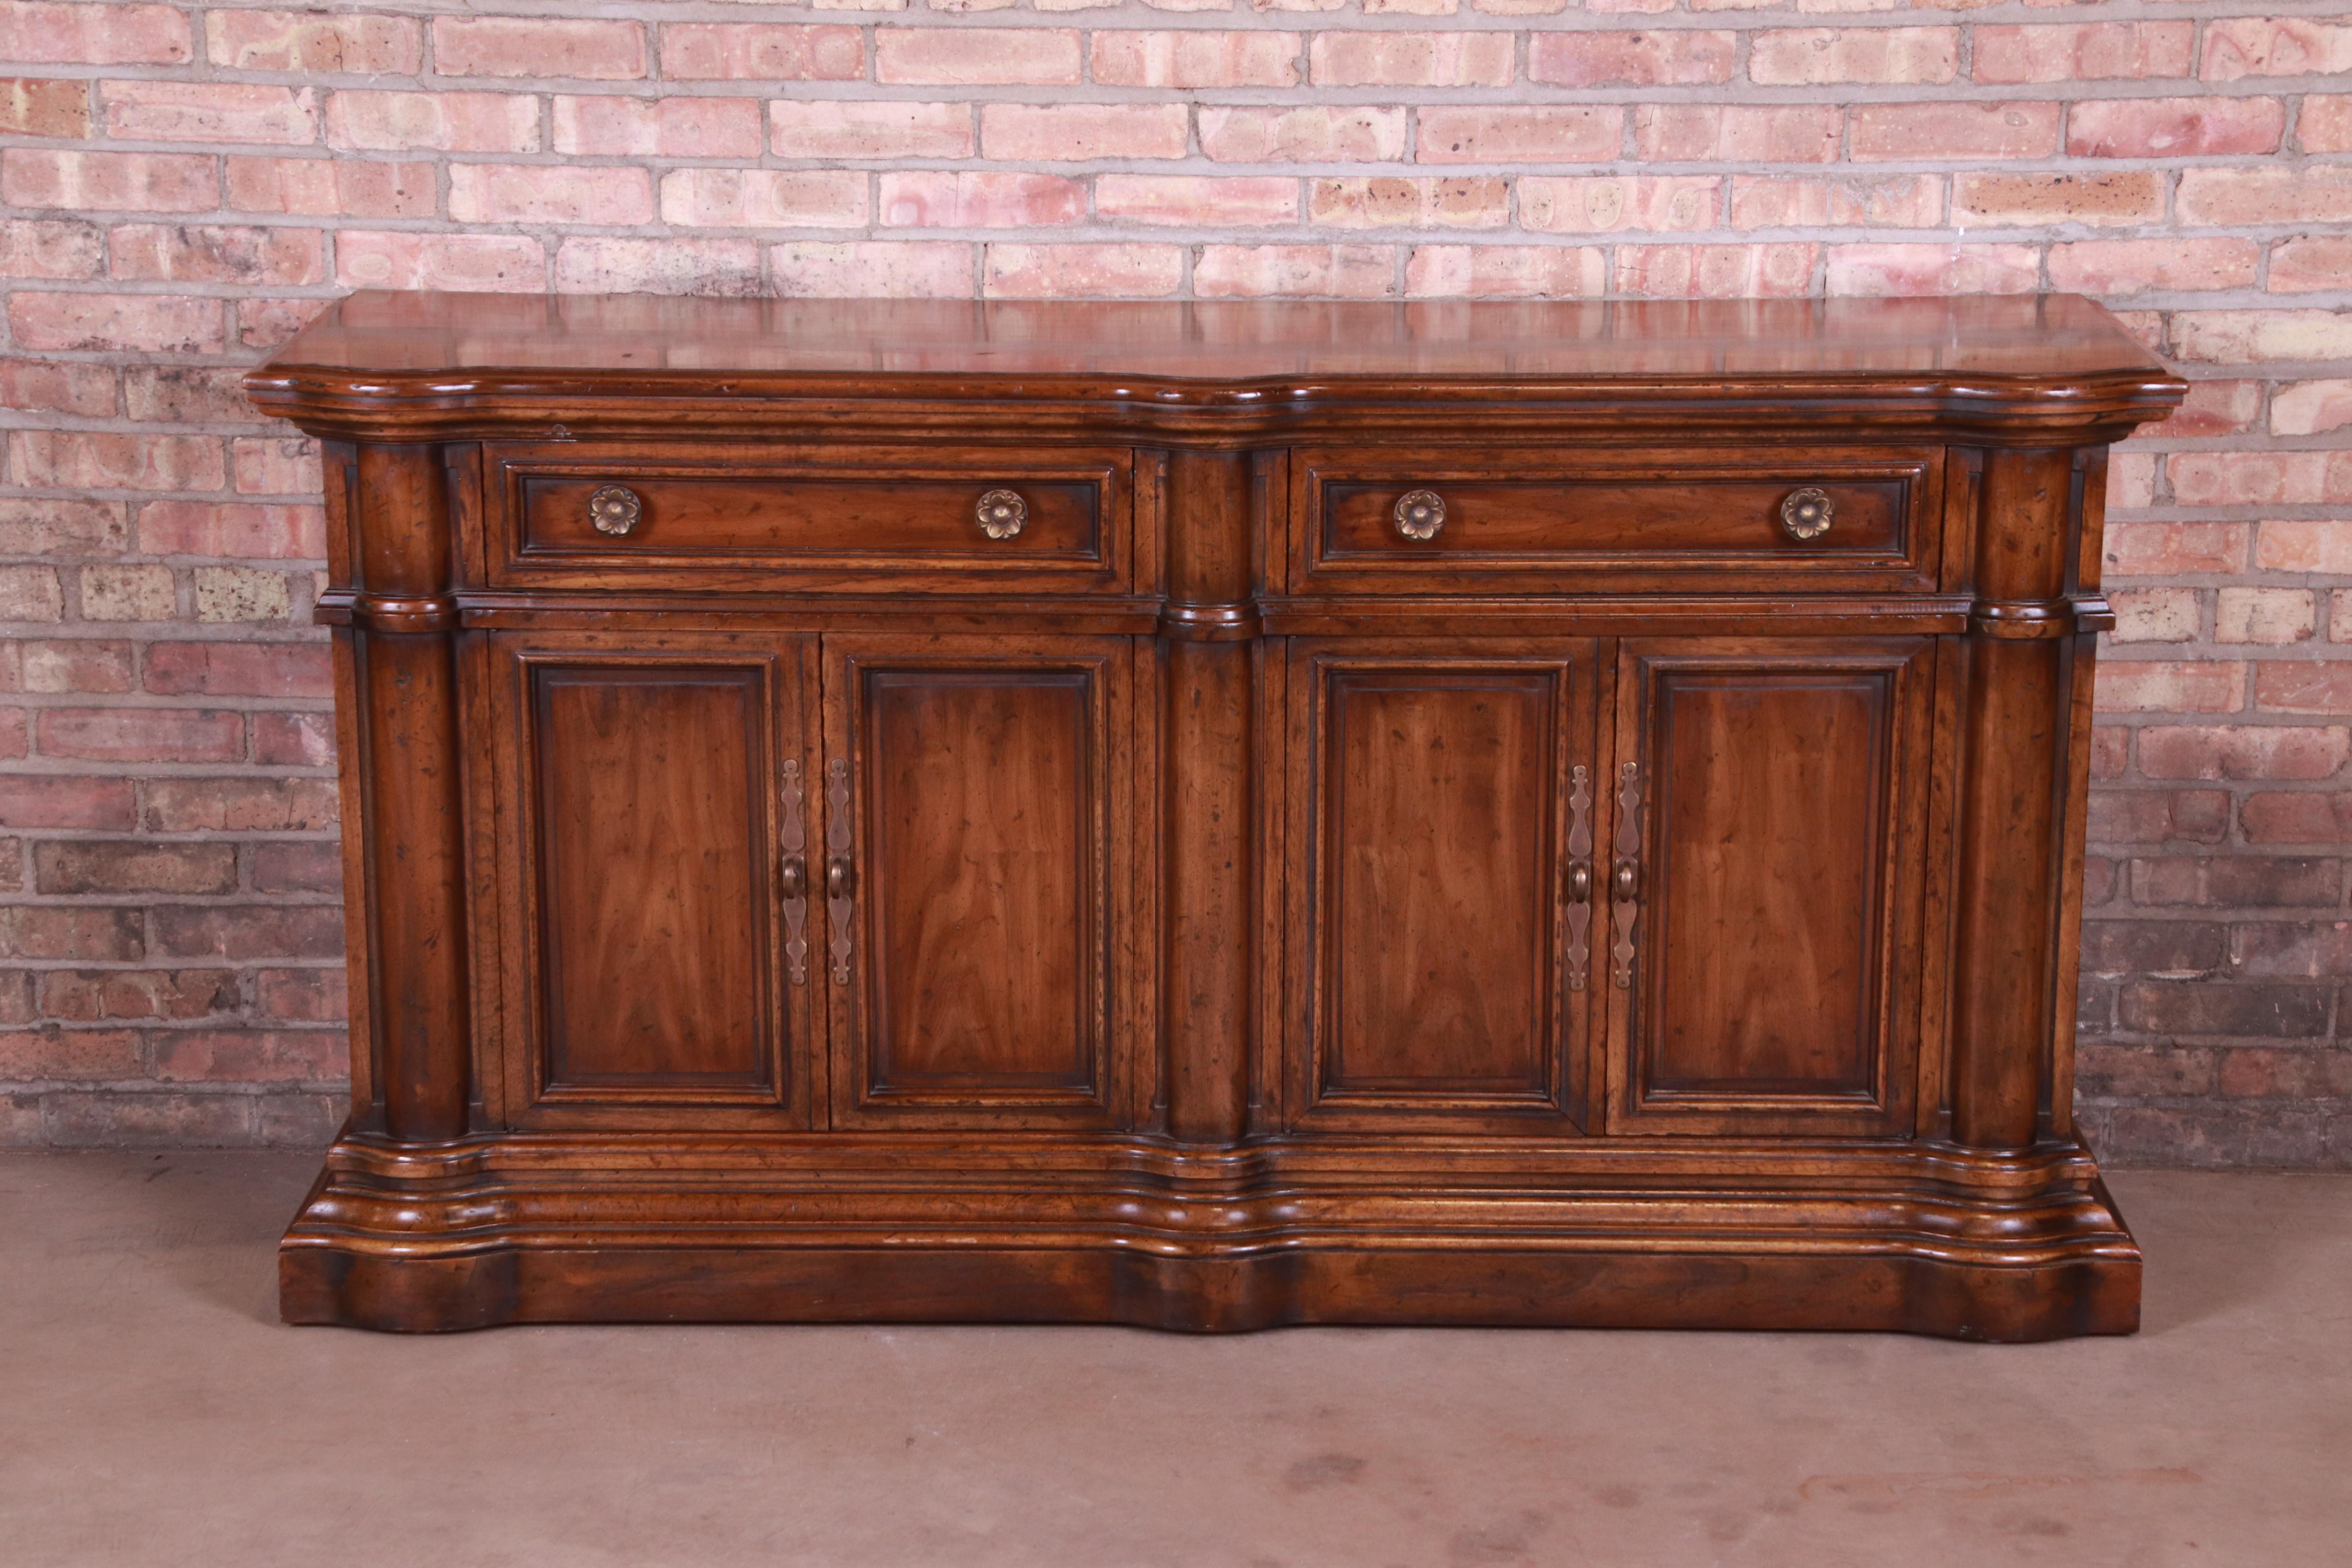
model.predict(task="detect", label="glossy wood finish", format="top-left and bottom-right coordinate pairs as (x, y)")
top-left (254, 294), bottom-right (2183, 1341)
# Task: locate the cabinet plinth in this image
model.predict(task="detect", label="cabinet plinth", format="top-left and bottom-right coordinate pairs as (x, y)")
top-left (249, 292), bottom-right (2184, 1340)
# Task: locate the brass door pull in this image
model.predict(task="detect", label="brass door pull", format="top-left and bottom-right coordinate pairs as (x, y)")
top-left (825, 757), bottom-right (855, 984)
top-left (1609, 761), bottom-right (1644, 990)
top-left (976, 489), bottom-right (1027, 539)
top-left (1393, 489), bottom-right (1446, 541)
top-left (588, 483), bottom-right (641, 536)
top-left (1780, 486), bottom-right (1833, 541)
top-left (1564, 764), bottom-right (1594, 991)
top-left (779, 759), bottom-right (810, 985)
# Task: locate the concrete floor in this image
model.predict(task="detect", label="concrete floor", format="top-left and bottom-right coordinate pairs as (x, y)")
top-left (0, 1160), bottom-right (2345, 1568)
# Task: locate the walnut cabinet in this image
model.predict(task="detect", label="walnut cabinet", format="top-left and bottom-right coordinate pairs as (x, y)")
top-left (247, 292), bottom-right (2183, 1339)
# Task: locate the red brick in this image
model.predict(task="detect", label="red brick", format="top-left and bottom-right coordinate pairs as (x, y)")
top-left (231, 438), bottom-right (320, 498)
top-left (1312, 176), bottom-right (1508, 230)
top-left (206, 9), bottom-right (419, 72)
top-left (100, 81), bottom-right (316, 144)
top-left (2270, 238), bottom-right (2352, 295)
top-left (107, 223), bottom-right (325, 287)
top-left (981, 104), bottom-right (1189, 161)
top-left (2242, 792), bottom-right (2352, 844)
top-left (1405, 245), bottom-right (1607, 299)
top-left (2, 491), bottom-right (142, 552)
top-left (1093, 30), bottom-right (1301, 87)
top-left (2272, 383), bottom-right (2352, 437)
top-left (256, 1093), bottom-right (346, 1147)
top-left (2067, 97), bottom-right (2285, 158)
top-left (143, 642), bottom-right (331, 699)
top-left (876, 27), bottom-right (1080, 85)
top-left (152, 1029), bottom-right (341, 1084)
top-left (1099, 175), bottom-right (1300, 228)
top-left (0, 775), bottom-right (134, 830)
top-left (336, 231), bottom-right (546, 292)
top-left (2218, 590), bottom-right (2317, 646)
top-left (2305, 96), bottom-right (2352, 153)
top-left (450, 165), bottom-right (654, 226)
top-left (1193, 245), bottom-right (1396, 299)
top-left (8, 430), bottom-right (223, 491)
top-left (251, 711), bottom-right (334, 768)
top-left (2138, 725), bottom-right (2349, 781)
top-left (2178, 167), bottom-right (2352, 226)
top-left (136, 502), bottom-right (325, 560)
top-left (0, 906), bottom-right (142, 961)
top-left (256, 968), bottom-right (347, 1024)
top-left (1973, 23), bottom-right (2195, 84)
top-left (1952, 172), bottom-right (2164, 229)
top-left (0, 358), bottom-right (113, 418)
top-left (1850, 101), bottom-right (2060, 161)
top-left (770, 241), bottom-right (974, 299)
top-left (0, 709), bottom-right (25, 760)
top-left (251, 840), bottom-right (341, 894)
top-left (1199, 106), bottom-right (1406, 163)
top-left (2216, 1046), bottom-right (2352, 1099)
top-left (1749, 27), bottom-right (1957, 86)
top-left (6, 640), bottom-right (137, 693)
top-left (1630, 104), bottom-right (1840, 164)
top-left (0, 218), bottom-right (100, 278)
top-left (1619, 243), bottom-right (1815, 299)
top-left (141, 777), bottom-right (337, 833)
top-left (6, 292), bottom-right (224, 355)
top-left (153, 905), bottom-right (343, 961)
top-left (2076, 1044), bottom-right (2215, 1098)
top-left (2171, 452), bottom-right (2352, 508)
top-left (1418, 106), bottom-right (1622, 164)
top-left (2233, 922), bottom-right (2352, 979)
top-left (0, 3), bottom-right (189, 65)
top-left (323, 90), bottom-right (540, 154)
top-left (879, 172), bottom-right (1085, 229)
top-left (433, 17), bottom-right (644, 79)
top-left (2132, 854), bottom-right (2341, 909)
top-left (42, 969), bottom-right (236, 1023)
top-left (2143, 380), bottom-right (2263, 439)
top-left (770, 101), bottom-right (972, 160)
top-left (34, 840), bottom-right (236, 895)
top-left (242, 298), bottom-right (336, 352)
top-left (1728, 176), bottom-right (1938, 230)
top-left (2104, 521), bottom-right (2250, 577)
top-left (36, 708), bottom-right (241, 764)
top-left (662, 24), bottom-right (862, 82)
top-left (39, 1091), bottom-right (256, 1148)
top-left (2092, 661), bottom-right (2245, 713)
top-left (1530, 30), bottom-right (1734, 87)
top-left (1311, 30), bottom-right (1513, 86)
top-left (2201, 17), bottom-right (2352, 81)
top-left (0, 970), bottom-right (34, 1025)
top-left (553, 96), bottom-right (762, 158)
top-left (0, 1029), bottom-right (142, 1082)
top-left (2254, 662), bottom-right (2352, 715)
top-left (0, 566), bottom-right (64, 622)
top-left (2089, 726), bottom-right (2131, 778)
top-left (0, 149), bottom-right (215, 212)
top-left (984, 243), bottom-right (1184, 299)
top-left (0, 77), bottom-right (91, 138)
top-left (223, 157), bottom-right (435, 219)
top-left (1526, 175), bottom-right (1718, 234)
top-left (1826, 243), bottom-right (2039, 298)
top-left (2086, 787), bottom-right (2231, 846)
top-left (2047, 239), bottom-right (2260, 297)
top-left (554, 238), bottom-right (762, 298)
top-left (660, 169), bottom-right (866, 229)
top-left (2174, 311), bottom-right (2352, 364)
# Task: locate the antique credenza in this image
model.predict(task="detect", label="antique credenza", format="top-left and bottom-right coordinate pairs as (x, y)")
top-left (246, 292), bottom-right (2183, 1339)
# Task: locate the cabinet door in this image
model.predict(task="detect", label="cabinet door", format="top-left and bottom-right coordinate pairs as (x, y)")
top-left (1607, 638), bottom-right (1933, 1137)
top-left (1282, 641), bottom-right (1597, 1134)
top-left (484, 630), bottom-right (818, 1129)
top-left (822, 635), bottom-right (1143, 1131)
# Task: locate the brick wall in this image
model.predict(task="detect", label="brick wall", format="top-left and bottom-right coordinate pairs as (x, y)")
top-left (1, 2), bottom-right (2346, 1162)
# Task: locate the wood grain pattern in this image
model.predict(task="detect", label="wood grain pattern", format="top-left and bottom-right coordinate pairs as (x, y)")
top-left (254, 293), bottom-right (2183, 1340)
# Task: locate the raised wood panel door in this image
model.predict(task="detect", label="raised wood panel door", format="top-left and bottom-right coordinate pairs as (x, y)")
top-left (484, 630), bottom-right (817, 1130)
top-left (1607, 639), bottom-right (1934, 1137)
top-left (822, 635), bottom-right (1143, 1131)
top-left (1283, 641), bottom-right (1598, 1134)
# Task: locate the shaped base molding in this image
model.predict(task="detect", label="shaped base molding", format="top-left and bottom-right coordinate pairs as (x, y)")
top-left (281, 1133), bottom-right (2140, 1341)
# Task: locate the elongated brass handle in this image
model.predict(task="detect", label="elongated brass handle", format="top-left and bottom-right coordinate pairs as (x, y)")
top-left (825, 757), bottom-right (855, 984)
top-left (1394, 489), bottom-right (1446, 541)
top-left (1610, 761), bottom-right (1644, 990)
top-left (779, 758), bottom-right (809, 985)
top-left (1564, 764), bottom-right (1594, 992)
top-left (976, 489), bottom-right (1027, 539)
top-left (1780, 486), bottom-right (1833, 541)
top-left (588, 483), bottom-right (641, 537)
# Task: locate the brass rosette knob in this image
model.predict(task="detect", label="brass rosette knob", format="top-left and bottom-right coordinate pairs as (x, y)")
top-left (587, 484), bottom-right (642, 537)
top-left (976, 489), bottom-right (1027, 540)
top-left (1394, 489), bottom-right (1446, 541)
top-left (1780, 486), bottom-right (1834, 542)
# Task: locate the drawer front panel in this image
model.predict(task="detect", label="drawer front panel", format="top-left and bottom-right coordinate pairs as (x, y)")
top-left (1290, 446), bottom-right (1939, 594)
top-left (486, 443), bottom-right (1130, 593)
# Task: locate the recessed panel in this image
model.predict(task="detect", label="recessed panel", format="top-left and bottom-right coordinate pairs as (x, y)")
top-left (534, 665), bottom-right (770, 1091)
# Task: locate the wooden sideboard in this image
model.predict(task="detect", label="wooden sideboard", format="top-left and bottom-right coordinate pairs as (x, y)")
top-left (246, 292), bottom-right (2183, 1339)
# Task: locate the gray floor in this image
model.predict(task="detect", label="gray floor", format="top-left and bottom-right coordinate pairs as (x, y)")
top-left (1, 1155), bottom-right (2345, 1566)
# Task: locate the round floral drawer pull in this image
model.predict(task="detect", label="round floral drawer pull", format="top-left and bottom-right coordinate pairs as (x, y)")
top-left (1780, 487), bottom-right (1834, 542)
top-left (976, 489), bottom-right (1027, 540)
top-left (1393, 489), bottom-right (1446, 541)
top-left (587, 484), bottom-right (642, 537)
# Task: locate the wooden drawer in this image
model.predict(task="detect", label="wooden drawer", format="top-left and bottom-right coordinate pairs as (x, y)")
top-left (485, 442), bottom-right (1131, 593)
top-left (1287, 445), bottom-right (1942, 595)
